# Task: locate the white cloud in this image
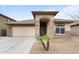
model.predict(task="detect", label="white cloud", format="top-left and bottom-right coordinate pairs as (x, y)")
top-left (55, 5), bottom-right (79, 20)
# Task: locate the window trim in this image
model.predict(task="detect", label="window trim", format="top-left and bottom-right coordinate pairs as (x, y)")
top-left (55, 24), bottom-right (65, 35)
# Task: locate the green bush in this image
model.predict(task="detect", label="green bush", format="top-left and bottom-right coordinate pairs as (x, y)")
top-left (36, 35), bottom-right (50, 51)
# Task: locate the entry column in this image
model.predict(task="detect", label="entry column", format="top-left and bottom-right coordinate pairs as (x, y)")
top-left (49, 16), bottom-right (54, 40)
top-left (35, 18), bottom-right (40, 37)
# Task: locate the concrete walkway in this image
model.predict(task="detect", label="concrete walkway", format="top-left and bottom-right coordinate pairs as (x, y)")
top-left (0, 37), bottom-right (35, 54)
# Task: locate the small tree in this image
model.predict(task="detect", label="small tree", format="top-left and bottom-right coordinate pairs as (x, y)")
top-left (37, 35), bottom-right (50, 51)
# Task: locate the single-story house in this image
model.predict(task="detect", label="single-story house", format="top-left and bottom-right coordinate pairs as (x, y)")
top-left (0, 13), bottom-right (16, 36)
top-left (6, 11), bottom-right (75, 39)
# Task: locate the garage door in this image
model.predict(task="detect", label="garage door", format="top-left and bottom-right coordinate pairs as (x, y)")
top-left (12, 26), bottom-right (35, 37)
top-left (71, 26), bottom-right (79, 36)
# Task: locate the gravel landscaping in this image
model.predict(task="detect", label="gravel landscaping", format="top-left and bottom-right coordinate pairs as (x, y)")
top-left (30, 36), bottom-right (79, 54)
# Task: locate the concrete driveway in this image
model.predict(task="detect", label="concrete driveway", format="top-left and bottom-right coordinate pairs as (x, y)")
top-left (0, 37), bottom-right (35, 54)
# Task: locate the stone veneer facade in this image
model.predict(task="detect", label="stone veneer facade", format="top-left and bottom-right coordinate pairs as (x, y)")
top-left (34, 14), bottom-right (54, 39)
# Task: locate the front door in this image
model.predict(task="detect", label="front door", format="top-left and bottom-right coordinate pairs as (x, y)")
top-left (40, 21), bottom-right (47, 36)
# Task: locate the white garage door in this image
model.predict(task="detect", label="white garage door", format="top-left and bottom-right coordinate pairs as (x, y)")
top-left (12, 26), bottom-right (35, 37)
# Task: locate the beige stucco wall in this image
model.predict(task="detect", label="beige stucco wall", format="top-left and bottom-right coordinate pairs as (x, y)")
top-left (7, 26), bottom-right (12, 37)
top-left (0, 15), bottom-right (15, 36)
top-left (65, 24), bottom-right (71, 31)
top-left (0, 16), bottom-right (8, 29)
top-left (71, 26), bottom-right (79, 36)
top-left (35, 15), bottom-right (54, 19)
top-left (0, 16), bottom-right (8, 36)
top-left (12, 26), bottom-right (35, 37)
top-left (65, 24), bottom-right (71, 37)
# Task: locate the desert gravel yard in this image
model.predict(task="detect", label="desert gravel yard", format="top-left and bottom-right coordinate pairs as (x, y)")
top-left (0, 37), bottom-right (35, 54)
top-left (30, 36), bottom-right (79, 54)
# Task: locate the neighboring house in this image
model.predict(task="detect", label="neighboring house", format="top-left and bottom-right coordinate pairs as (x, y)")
top-left (6, 11), bottom-right (75, 39)
top-left (0, 14), bottom-right (16, 36)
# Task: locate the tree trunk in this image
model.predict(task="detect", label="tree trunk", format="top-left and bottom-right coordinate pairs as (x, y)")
top-left (41, 41), bottom-right (47, 50)
top-left (46, 40), bottom-right (49, 51)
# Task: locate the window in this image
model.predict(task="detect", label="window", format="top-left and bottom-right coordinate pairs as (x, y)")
top-left (2, 29), bottom-right (6, 36)
top-left (55, 24), bottom-right (65, 34)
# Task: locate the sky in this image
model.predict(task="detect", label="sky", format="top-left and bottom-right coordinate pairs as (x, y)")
top-left (0, 5), bottom-right (68, 21)
top-left (55, 5), bottom-right (79, 20)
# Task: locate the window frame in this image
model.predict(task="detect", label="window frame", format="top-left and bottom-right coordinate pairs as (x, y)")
top-left (55, 24), bottom-right (65, 35)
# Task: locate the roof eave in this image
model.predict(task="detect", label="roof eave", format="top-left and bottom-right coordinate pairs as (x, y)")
top-left (0, 14), bottom-right (16, 21)
top-left (32, 11), bottom-right (59, 18)
top-left (6, 22), bottom-right (35, 25)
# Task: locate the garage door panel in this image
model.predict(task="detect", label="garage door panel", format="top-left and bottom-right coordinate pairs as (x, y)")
top-left (71, 26), bottom-right (79, 36)
top-left (12, 27), bottom-right (35, 37)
